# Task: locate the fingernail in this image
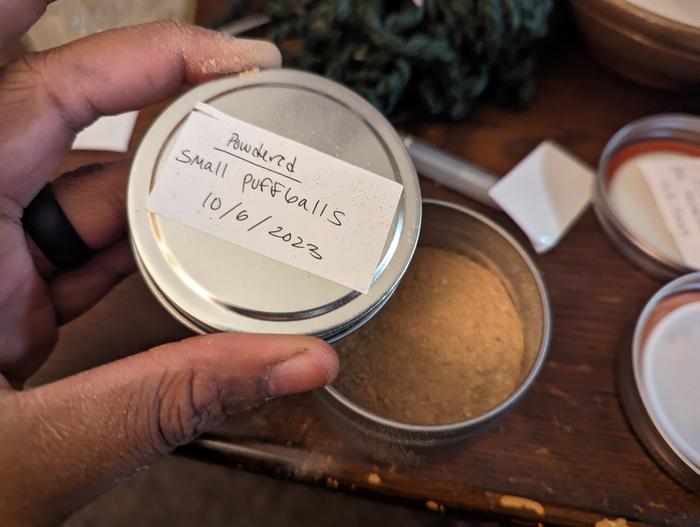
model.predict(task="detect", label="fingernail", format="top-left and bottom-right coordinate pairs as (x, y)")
top-left (191, 35), bottom-right (282, 80)
top-left (229, 37), bottom-right (282, 69)
top-left (265, 346), bottom-right (339, 397)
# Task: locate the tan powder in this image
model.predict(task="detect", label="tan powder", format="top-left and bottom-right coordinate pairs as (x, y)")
top-left (334, 247), bottom-right (524, 425)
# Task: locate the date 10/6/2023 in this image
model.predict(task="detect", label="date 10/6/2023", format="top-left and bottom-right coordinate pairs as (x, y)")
top-left (201, 192), bottom-right (323, 260)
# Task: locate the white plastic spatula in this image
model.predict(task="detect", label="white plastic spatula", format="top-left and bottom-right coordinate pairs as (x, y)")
top-left (488, 141), bottom-right (595, 253)
top-left (404, 137), bottom-right (595, 254)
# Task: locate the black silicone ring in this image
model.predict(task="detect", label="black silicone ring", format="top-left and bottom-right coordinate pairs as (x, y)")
top-left (22, 185), bottom-right (93, 269)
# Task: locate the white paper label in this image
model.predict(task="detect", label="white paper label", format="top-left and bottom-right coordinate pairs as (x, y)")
top-left (640, 158), bottom-right (700, 268)
top-left (147, 104), bottom-right (404, 293)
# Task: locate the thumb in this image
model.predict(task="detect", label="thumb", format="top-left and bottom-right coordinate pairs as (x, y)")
top-left (0, 333), bottom-right (338, 526)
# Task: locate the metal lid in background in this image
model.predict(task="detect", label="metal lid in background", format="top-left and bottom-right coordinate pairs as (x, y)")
top-left (594, 114), bottom-right (700, 280)
top-left (620, 272), bottom-right (700, 494)
top-left (127, 69), bottom-right (421, 340)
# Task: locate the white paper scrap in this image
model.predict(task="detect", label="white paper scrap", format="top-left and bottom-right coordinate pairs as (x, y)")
top-left (488, 140), bottom-right (595, 253)
top-left (71, 111), bottom-right (139, 153)
top-left (147, 105), bottom-right (404, 293)
top-left (639, 158), bottom-right (700, 269)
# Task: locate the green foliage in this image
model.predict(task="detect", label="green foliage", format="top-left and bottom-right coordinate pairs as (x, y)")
top-left (225, 0), bottom-right (553, 121)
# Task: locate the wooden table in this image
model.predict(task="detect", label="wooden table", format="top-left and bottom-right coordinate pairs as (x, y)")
top-left (36, 21), bottom-right (700, 527)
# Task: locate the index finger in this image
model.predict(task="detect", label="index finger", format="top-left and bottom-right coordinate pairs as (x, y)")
top-left (0, 21), bottom-right (281, 205)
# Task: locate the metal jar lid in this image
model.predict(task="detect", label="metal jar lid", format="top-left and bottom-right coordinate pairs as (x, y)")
top-left (127, 69), bottom-right (421, 340)
top-left (620, 272), bottom-right (700, 494)
top-left (594, 114), bottom-right (700, 279)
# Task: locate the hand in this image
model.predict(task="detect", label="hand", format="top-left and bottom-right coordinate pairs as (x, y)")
top-left (0, 6), bottom-right (339, 526)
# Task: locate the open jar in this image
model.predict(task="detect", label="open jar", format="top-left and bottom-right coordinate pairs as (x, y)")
top-left (318, 200), bottom-right (551, 449)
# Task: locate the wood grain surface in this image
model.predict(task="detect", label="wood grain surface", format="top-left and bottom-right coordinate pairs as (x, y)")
top-left (30, 19), bottom-right (700, 527)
